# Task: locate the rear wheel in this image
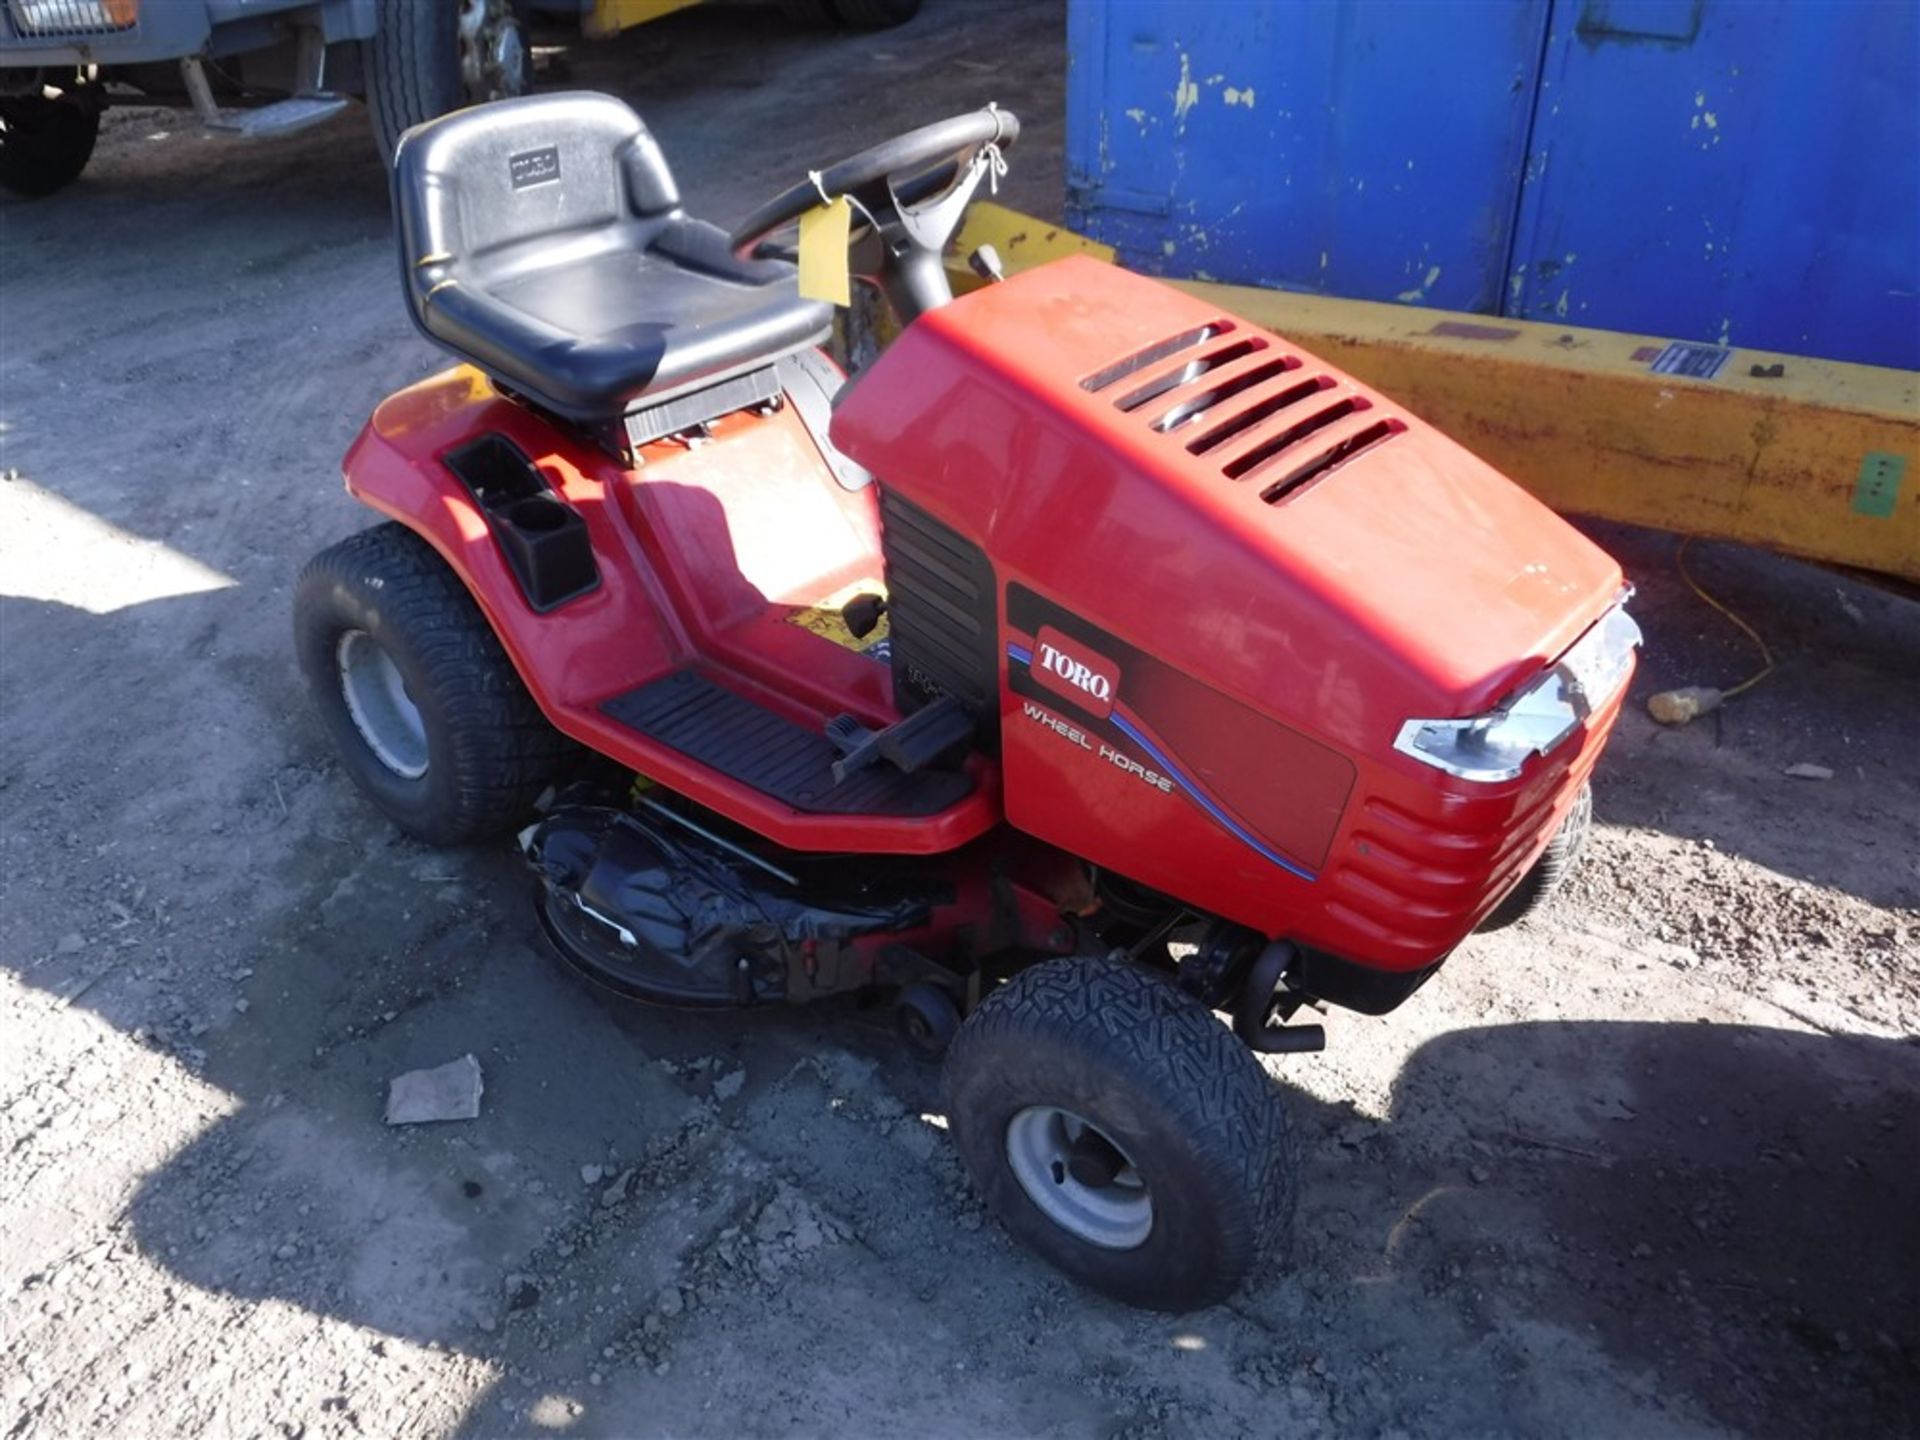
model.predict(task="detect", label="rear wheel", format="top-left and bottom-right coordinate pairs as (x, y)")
top-left (1478, 782), bottom-right (1593, 932)
top-left (0, 93), bottom-right (100, 198)
top-left (293, 523), bottom-right (571, 845)
top-left (364, 0), bottom-right (531, 159)
top-left (943, 956), bottom-right (1295, 1310)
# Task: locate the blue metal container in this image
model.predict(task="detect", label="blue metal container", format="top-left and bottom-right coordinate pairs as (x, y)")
top-left (1065, 0), bottom-right (1920, 369)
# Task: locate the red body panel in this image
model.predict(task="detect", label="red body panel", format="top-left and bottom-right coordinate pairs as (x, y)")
top-left (345, 255), bottom-right (1630, 977)
top-left (343, 366), bottom-right (1000, 855)
top-left (831, 257), bottom-right (1630, 969)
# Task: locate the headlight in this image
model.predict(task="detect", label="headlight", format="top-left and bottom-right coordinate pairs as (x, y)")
top-left (10, 0), bottom-right (139, 35)
top-left (1394, 600), bottom-right (1641, 783)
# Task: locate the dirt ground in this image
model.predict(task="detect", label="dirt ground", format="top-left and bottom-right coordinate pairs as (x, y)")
top-left (2, 4), bottom-right (1916, 1437)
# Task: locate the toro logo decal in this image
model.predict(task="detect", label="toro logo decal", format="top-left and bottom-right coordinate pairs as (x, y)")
top-left (509, 146), bottom-right (562, 190)
top-left (1031, 625), bottom-right (1120, 718)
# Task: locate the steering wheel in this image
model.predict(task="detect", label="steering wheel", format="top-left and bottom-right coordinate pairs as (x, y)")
top-left (728, 107), bottom-right (1020, 322)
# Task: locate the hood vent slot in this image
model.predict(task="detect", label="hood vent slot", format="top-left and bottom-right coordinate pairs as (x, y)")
top-left (1258, 420), bottom-right (1402, 505)
top-left (1081, 322), bottom-right (1231, 393)
top-left (1116, 339), bottom-right (1266, 413)
top-left (1223, 399), bottom-right (1364, 480)
top-left (1175, 370), bottom-right (1327, 451)
top-left (1149, 355), bottom-right (1297, 433)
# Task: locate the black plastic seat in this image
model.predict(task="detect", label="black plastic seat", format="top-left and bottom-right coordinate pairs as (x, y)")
top-left (392, 92), bottom-right (832, 421)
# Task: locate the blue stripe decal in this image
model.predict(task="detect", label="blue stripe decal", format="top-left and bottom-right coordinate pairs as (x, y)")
top-left (1109, 712), bottom-right (1319, 882)
top-left (1007, 642), bottom-right (1316, 882)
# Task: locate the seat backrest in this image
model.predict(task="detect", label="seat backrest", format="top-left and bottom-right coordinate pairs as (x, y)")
top-left (392, 92), bottom-right (681, 332)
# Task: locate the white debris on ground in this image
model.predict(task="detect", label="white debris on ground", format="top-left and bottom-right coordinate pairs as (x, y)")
top-left (384, 1054), bottom-right (485, 1126)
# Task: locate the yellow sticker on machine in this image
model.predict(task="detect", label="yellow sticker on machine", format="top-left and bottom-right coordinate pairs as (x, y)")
top-left (787, 580), bottom-right (889, 662)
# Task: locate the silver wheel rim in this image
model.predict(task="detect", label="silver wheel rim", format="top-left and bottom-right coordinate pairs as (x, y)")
top-left (1004, 1106), bottom-right (1153, 1250)
top-left (336, 630), bottom-right (429, 780)
top-left (459, 0), bottom-right (527, 103)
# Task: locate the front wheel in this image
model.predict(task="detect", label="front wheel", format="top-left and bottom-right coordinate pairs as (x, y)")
top-left (293, 523), bottom-right (572, 846)
top-left (943, 956), bottom-right (1296, 1311)
top-left (1477, 782), bottom-right (1593, 932)
top-left (0, 93), bottom-right (101, 198)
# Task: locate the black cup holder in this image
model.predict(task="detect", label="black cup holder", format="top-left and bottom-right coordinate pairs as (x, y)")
top-left (504, 495), bottom-right (571, 533)
top-left (443, 435), bottom-right (599, 612)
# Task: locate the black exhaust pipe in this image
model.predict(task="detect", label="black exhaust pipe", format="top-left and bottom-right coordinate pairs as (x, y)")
top-left (1232, 941), bottom-right (1327, 1054)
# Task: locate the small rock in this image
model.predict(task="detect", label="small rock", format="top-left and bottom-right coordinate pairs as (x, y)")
top-left (712, 1068), bottom-right (746, 1102)
top-left (56, 933), bottom-right (84, 955)
top-left (233, 999), bottom-right (250, 1015)
top-left (384, 1054), bottom-right (484, 1125)
top-left (653, 1360), bottom-right (671, 1377)
top-left (275, 1243), bottom-right (297, 1261)
top-left (600, 1169), bottom-right (636, 1208)
top-left (580, 1164), bottom-right (603, 1185)
top-left (657, 1287), bottom-right (684, 1318)
top-left (1632, 1242), bottom-right (1654, 1259)
top-left (477, 1316), bottom-right (496, 1334)
top-left (1469, 1165), bottom-right (1490, 1185)
top-left (1782, 763), bottom-right (1834, 781)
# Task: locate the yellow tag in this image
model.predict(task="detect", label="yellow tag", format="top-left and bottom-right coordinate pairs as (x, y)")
top-left (797, 197), bottom-right (852, 307)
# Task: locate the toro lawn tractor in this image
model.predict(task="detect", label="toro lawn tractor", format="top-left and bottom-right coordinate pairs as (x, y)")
top-left (294, 94), bottom-right (1640, 1311)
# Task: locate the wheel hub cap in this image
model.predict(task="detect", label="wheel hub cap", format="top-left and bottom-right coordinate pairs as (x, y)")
top-left (336, 629), bottom-right (428, 780)
top-left (459, 0), bottom-right (528, 103)
top-left (1004, 1106), bottom-right (1153, 1250)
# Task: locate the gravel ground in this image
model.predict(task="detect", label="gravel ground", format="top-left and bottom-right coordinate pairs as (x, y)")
top-left (2, 4), bottom-right (1916, 1437)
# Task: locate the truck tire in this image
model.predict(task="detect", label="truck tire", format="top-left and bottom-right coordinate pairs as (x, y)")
top-left (293, 523), bottom-right (572, 846)
top-left (943, 956), bottom-right (1296, 1311)
top-left (0, 95), bottom-right (100, 198)
top-left (1478, 782), bottom-right (1593, 932)
top-left (364, 0), bottom-right (531, 160)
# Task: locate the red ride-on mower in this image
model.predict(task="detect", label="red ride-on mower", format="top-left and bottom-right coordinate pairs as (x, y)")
top-left (294, 94), bottom-right (1640, 1310)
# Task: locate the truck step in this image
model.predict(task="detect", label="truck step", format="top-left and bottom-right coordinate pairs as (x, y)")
top-left (210, 94), bottom-right (351, 139)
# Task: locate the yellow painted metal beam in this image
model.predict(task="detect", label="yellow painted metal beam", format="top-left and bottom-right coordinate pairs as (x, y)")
top-left (585, 0), bottom-right (705, 39)
top-left (947, 205), bottom-right (1919, 586)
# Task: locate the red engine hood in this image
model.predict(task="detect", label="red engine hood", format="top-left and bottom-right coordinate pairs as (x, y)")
top-left (832, 256), bottom-right (1624, 743)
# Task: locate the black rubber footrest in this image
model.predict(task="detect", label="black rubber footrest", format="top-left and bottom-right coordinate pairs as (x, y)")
top-left (601, 670), bottom-right (975, 817)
